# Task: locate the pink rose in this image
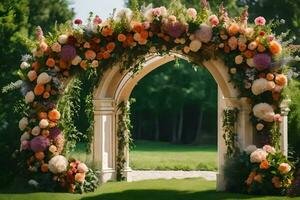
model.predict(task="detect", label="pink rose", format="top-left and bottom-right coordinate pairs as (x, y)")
top-left (254, 16), bottom-right (266, 26)
top-left (208, 15), bottom-right (219, 27)
top-left (187, 8), bottom-right (197, 19)
top-left (273, 114), bottom-right (283, 122)
top-left (262, 145), bottom-right (276, 154)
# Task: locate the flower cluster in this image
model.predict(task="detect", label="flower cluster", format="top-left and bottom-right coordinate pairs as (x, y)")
top-left (13, 2), bottom-right (296, 193)
top-left (244, 145), bottom-right (293, 195)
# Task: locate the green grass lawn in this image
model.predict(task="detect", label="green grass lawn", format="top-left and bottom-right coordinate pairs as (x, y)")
top-left (130, 140), bottom-right (217, 171)
top-left (0, 178), bottom-right (295, 200)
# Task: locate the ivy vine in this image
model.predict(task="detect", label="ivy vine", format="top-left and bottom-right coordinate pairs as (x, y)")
top-left (223, 108), bottom-right (239, 158)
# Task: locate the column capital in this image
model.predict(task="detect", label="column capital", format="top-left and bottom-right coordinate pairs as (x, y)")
top-left (93, 98), bottom-right (115, 111)
top-left (280, 99), bottom-right (291, 116)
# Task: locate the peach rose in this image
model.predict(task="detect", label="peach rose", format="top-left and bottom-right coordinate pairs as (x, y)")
top-left (227, 23), bottom-right (240, 35)
top-left (235, 55), bottom-right (244, 64)
top-left (46, 58), bottom-right (56, 67)
top-left (85, 50), bottom-right (96, 60)
top-left (34, 84), bottom-right (45, 96)
top-left (269, 41), bottom-right (282, 55)
top-left (278, 163), bottom-right (291, 174)
top-left (41, 164), bottom-right (49, 173)
top-left (39, 119), bottom-right (49, 129)
top-left (75, 172), bottom-right (85, 184)
top-left (228, 36), bottom-right (238, 50)
top-left (275, 74), bottom-right (287, 86)
top-left (48, 109), bottom-right (61, 121)
top-left (118, 34), bottom-right (127, 42)
top-left (35, 151), bottom-right (45, 161)
top-left (51, 42), bottom-right (61, 52)
top-left (266, 73), bottom-right (274, 81)
top-left (40, 42), bottom-right (48, 52)
top-left (27, 70), bottom-right (37, 81)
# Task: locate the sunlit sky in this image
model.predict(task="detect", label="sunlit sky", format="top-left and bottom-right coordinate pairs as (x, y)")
top-left (70, 0), bottom-right (125, 21)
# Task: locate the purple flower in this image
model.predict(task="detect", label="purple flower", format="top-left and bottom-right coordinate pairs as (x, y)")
top-left (253, 53), bottom-right (271, 71)
top-left (60, 45), bottom-right (76, 61)
top-left (49, 127), bottom-right (61, 139)
top-left (163, 21), bottom-right (187, 38)
top-left (30, 136), bottom-right (49, 152)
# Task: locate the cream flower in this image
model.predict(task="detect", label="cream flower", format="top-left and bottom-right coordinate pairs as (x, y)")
top-left (39, 119), bottom-right (49, 129)
top-left (187, 8), bottom-right (197, 19)
top-left (248, 41), bottom-right (258, 50)
top-left (72, 55), bottom-right (82, 66)
top-left (48, 155), bottom-right (68, 174)
top-left (19, 117), bottom-right (29, 131)
top-left (251, 78), bottom-right (268, 95)
top-left (25, 91), bottom-right (35, 103)
top-left (37, 72), bottom-right (52, 85)
top-left (278, 163), bottom-right (291, 174)
top-left (247, 58), bottom-right (255, 67)
top-left (58, 34), bottom-right (68, 44)
top-left (253, 103), bottom-right (275, 122)
top-left (250, 149), bottom-right (268, 163)
top-left (77, 163), bottom-right (89, 173)
top-left (189, 40), bottom-right (202, 52)
top-left (49, 145), bottom-right (58, 154)
top-left (51, 42), bottom-right (61, 52)
top-left (20, 62), bottom-right (30, 69)
top-left (31, 126), bottom-right (41, 136)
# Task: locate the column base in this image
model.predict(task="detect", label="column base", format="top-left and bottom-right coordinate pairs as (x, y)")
top-left (99, 169), bottom-right (116, 183)
top-left (216, 172), bottom-right (226, 191)
top-left (123, 167), bottom-right (133, 182)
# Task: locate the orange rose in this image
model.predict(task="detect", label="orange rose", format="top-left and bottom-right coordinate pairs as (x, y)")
top-left (269, 41), bottom-right (282, 55)
top-left (132, 22), bottom-right (144, 33)
top-left (85, 50), bottom-right (96, 60)
top-left (260, 160), bottom-right (270, 169)
top-left (75, 172), bottom-right (85, 184)
top-left (106, 42), bottom-right (116, 52)
top-left (140, 31), bottom-right (149, 40)
top-left (34, 84), bottom-right (45, 96)
top-left (117, 34), bottom-right (127, 42)
top-left (35, 151), bottom-right (45, 161)
top-left (101, 27), bottom-right (113, 37)
top-left (275, 74), bottom-right (287, 86)
top-left (266, 73), bottom-right (274, 81)
top-left (245, 171), bottom-right (256, 186)
top-left (228, 23), bottom-right (240, 35)
top-left (48, 109), bottom-right (61, 121)
top-left (41, 164), bottom-right (49, 173)
top-left (43, 91), bottom-right (50, 99)
top-left (46, 58), bottom-right (56, 67)
top-left (59, 59), bottom-right (70, 69)
top-left (126, 34), bottom-right (134, 44)
top-left (102, 51), bottom-right (111, 59)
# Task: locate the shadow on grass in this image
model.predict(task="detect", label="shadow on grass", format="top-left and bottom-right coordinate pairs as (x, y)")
top-left (81, 189), bottom-right (257, 200)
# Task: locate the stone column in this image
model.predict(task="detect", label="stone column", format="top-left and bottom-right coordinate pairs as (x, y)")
top-left (280, 99), bottom-right (291, 157)
top-left (93, 99), bottom-right (116, 183)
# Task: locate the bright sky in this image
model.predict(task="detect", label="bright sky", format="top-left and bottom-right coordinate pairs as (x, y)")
top-left (70, 0), bottom-right (125, 21)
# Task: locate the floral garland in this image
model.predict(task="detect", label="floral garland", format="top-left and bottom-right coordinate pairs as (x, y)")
top-left (11, 1), bottom-right (298, 193)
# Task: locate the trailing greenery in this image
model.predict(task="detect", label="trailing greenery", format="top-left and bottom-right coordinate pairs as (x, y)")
top-left (223, 108), bottom-right (239, 157)
top-left (116, 100), bottom-right (134, 181)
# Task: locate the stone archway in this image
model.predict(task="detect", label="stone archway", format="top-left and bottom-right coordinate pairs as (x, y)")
top-left (92, 53), bottom-right (255, 191)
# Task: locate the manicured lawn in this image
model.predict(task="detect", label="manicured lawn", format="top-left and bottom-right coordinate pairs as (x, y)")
top-left (0, 178), bottom-right (294, 200)
top-left (130, 140), bottom-right (217, 171)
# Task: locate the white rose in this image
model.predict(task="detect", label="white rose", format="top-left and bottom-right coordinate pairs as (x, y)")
top-left (48, 155), bottom-right (68, 174)
top-left (25, 91), bottom-right (35, 103)
top-left (189, 40), bottom-right (202, 52)
top-left (58, 34), bottom-right (68, 44)
top-left (39, 119), bottom-right (49, 129)
top-left (20, 62), bottom-right (30, 69)
top-left (71, 55), bottom-right (82, 66)
top-left (77, 163), bottom-right (89, 173)
top-left (19, 117), bottom-right (29, 131)
top-left (31, 126), bottom-right (41, 136)
top-left (37, 72), bottom-right (52, 85)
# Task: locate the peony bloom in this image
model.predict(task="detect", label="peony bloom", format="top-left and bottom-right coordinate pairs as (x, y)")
top-left (187, 8), bottom-right (197, 19)
top-left (118, 34), bottom-right (127, 42)
top-left (275, 74), bottom-right (288, 87)
top-left (75, 172), bottom-right (86, 184)
top-left (251, 78), bottom-right (268, 95)
top-left (256, 123), bottom-right (264, 131)
top-left (60, 45), bottom-right (76, 61)
top-left (253, 53), bottom-right (271, 71)
top-left (48, 109), bottom-right (61, 121)
top-left (253, 103), bottom-right (275, 122)
top-left (278, 163), bottom-right (291, 174)
top-left (208, 15), bottom-right (219, 27)
top-left (269, 41), bottom-right (282, 55)
top-left (48, 155), bottom-right (68, 174)
top-left (245, 145), bottom-right (257, 154)
top-left (260, 160), bottom-right (270, 169)
top-left (25, 91), bottom-right (35, 103)
top-left (77, 163), bottom-right (89, 173)
top-left (30, 136), bottom-right (49, 152)
top-left (228, 36), bottom-right (238, 50)
top-left (162, 19), bottom-right (187, 38)
top-left (189, 40), bottom-right (202, 52)
top-left (250, 149), bottom-right (268, 163)
top-left (85, 50), bottom-right (96, 60)
top-left (37, 72), bottom-right (52, 85)
top-left (31, 126), bottom-right (41, 136)
top-left (20, 61), bottom-right (30, 69)
top-left (71, 55), bottom-right (82, 66)
top-left (263, 145), bottom-right (276, 154)
top-left (254, 16), bottom-right (266, 26)
top-left (58, 34), bottom-right (68, 44)
top-left (195, 24), bottom-right (212, 43)
top-left (39, 119), bottom-right (49, 129)
top-left (27, 71), bottom-right (37, 81)
top-left (19, 117), bottom-right (29, 131)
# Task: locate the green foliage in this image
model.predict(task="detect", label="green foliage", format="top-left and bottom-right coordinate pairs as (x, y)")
top-left (223, 109), bottom-right (239, 157)
top-left (78, 169), bottom-right (99, 193)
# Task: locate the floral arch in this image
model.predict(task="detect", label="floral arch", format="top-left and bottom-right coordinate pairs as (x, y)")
top-left (13, 1), bottom-right (297, 195)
